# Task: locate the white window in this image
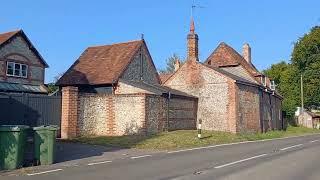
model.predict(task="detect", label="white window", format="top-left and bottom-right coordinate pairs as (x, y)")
top-left (6, 62), bottom-right (28, 78)
top-left (271, 80), bottom-right (276, 90)
top-left (261, 76), bottom-right (266, 86)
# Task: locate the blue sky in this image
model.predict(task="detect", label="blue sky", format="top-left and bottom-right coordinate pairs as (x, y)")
top-left (1, 0), bottom-right (319, 83)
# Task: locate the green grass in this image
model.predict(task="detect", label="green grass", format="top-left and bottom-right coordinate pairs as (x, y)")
top-left (71, 126), bottom-right (320, 150)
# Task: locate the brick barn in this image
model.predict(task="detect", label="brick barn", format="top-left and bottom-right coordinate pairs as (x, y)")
top-left (57, 39), bottom-right (198, 139)
top-left (161, 19), bottom-right (284, 133)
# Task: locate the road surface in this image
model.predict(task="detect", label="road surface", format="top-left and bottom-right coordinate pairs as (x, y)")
top-left (3, 134), bottom-right (320, 180)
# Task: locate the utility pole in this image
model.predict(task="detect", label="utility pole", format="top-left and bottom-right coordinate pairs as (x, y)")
top-left (301, 74), bottom-right (304, 112)
top-left (301, 74), bottom-right (304, 125)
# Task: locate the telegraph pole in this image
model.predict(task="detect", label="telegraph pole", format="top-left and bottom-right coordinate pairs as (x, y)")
top-left (301, 74), bottom-right (304, 112)
top-left (301, 74), bottom-right (304, 125)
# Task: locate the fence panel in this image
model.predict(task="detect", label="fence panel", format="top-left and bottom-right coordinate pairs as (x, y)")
top-left (0, 93), bottom-right (61, 129)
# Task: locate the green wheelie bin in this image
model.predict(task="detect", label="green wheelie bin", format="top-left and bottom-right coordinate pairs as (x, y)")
top-left (33, 126), bottom-right (58, 165)
top-left (0, 125), bottom-right (29, 170)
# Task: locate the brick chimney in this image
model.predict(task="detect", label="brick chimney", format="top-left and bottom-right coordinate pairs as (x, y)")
top-left (174, 59), bottom-right (180, 71)
top-left (242, 43), bottom-right (251, 64)
top-left (187, 18), bottom-right (199, 61)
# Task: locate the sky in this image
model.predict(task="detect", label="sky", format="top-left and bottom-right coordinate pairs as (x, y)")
top-left (1, 0), bottom-right (319, 83)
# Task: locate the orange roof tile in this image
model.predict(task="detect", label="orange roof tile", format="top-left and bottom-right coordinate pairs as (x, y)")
top-left (57, 40), bottom-right (144, 85)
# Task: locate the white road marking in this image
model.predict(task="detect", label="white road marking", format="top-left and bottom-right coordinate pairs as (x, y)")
top-left (280, 144), bottom-right (303, 151)
top-left (167, 142), bottom-right (250, 154)
top-left (27, 169), bottom-right (63, 176)
top-left (214, 154), bottom-right (268, 169)
top-left (130, 155), bottom-right (152, 159)
top-left (310, 140), bottom-right (319, 143)
top-left (88, 161), bottom-right (112, 166)
top-left (167, 134), bottom-right (320, 154)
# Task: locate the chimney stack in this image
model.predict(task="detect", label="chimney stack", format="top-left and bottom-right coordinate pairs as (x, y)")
top-left (187, 18), bottom-right (199, 61)
top-left (242, 43), bottom-right (251, 64)
top-left (174, 59), bottom-right (180, 71)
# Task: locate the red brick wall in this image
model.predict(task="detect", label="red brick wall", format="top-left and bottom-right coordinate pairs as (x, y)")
top-left (227, 81), bottom-right (238, 133)
top-left (237, 84), bottom-right (261, 133)
top-left (61, 86), bottom-right (78, 139)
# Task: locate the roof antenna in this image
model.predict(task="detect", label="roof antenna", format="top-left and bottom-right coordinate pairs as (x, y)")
top-left (141, 33), bottom-right (144, 40)
top-left (191, 0), bottom-right (205, 19)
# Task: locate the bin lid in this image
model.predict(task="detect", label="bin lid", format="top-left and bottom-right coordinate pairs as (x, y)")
top-left (33, 125), bottom-right (59, 131)
top-left (0, 125), bottom-right (30, 132)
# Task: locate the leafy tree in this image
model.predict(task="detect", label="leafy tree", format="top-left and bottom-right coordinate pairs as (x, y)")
top-left (46, 72), bottom-right (64, 94)
top-left (291, 26), bottom-right (320, 109)
top-left (47, 83), bottom-right (59, 94)
top-left (159, 54), bottom-right (184, 74)
top-left (264, 26), bottom-right (320, 120)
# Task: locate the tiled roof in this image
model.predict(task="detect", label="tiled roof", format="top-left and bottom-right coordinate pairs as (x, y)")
top-left (0, 30), bottom-right (20, 45)
top-left (0, 30), bottom-right (49, 68)
top-left (122, 79), bottom-right (196, 98)
top-left (205, 42), bottom-right (261, 76)
top-left (0, 82), bottom-right (48, 94)
top-left (219, 66), bottom-right (259, 85)
top-left (159, 73), bottom-right (172, 84)
top-left (57, 40), bottom-right (144, 86)
top-left (204, 64), bottom-right (259, 86)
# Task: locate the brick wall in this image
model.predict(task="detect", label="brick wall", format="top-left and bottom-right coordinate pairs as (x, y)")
top-left (61, 86), bottom-right (78, 139)
top-left (260, 91), bottom-right (272, 132)
top-left (0, 35), bottom-right (45, 85)
top-left (237, 83), bottom-right (260, 133)
top-left (61, 88), bottom-right (198, 138)
top-left (164, 60), bottom-right (231, 132)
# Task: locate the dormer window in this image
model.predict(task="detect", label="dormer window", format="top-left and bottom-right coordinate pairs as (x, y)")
top-left (6, 62), bottom-right (28, 78)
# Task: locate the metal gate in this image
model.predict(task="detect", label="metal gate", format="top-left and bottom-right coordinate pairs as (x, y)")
top-left (0, 93), bottom-right (61, 128)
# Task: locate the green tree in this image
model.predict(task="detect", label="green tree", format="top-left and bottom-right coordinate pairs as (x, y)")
top-left (46, 73), bottom-right (64, 94)
top-left (264, 61), bottom-right (299, 119)
top-left (291, 26), bottom-right (320, 109)
top-left (159, 54), bottom-right (184, 74)
top-left (264, 26), bottom-right (320, 120)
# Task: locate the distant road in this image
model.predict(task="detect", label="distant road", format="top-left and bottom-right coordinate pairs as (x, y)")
top-left (7, 134), bottom-right (320, 180)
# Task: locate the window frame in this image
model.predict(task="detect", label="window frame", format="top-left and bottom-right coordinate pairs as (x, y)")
top-left (261, 76), bottom-right (267, 86)
top-left (6, 61), bottom-right (28, 78)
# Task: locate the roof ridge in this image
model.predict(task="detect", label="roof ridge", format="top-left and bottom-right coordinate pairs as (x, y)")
top-left (88, 39), bottom-right (142, 48)
top-left (0, 29), bottom-right (21, 35)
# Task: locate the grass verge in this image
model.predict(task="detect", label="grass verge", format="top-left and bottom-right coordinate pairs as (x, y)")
top-left (70, 126), bottom-right (320, 150)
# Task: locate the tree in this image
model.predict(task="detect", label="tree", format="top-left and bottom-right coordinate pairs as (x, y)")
top-left (291, 26), bottom-right (320, 109)
top-left (264, 61), bottom-right (299, 119)
top-left (159, 54), bottom-right (184, 74)
top-left (46, 72), bottom-right (64, 94)
top-left (263, 26), bottom-right (320, 120)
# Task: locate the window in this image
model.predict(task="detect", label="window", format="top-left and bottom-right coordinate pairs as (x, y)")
top-left (6, 62), bottom-right (28, 78)
top-left (261, 76), bottom-right (267, 86)
top-left (271, 80), bottom-right (276, 90)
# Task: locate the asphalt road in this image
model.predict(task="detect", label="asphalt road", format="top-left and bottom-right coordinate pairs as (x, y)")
top-left (4, 134), bottom-right (320, 180)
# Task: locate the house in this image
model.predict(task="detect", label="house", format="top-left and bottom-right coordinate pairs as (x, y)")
top-left (298, 111), bottom-right (320, 128)
top-left (0, 30), bottom-right (48, 94)
top-left (162, 19), bottom-right (283, 133)
top-left (57, 39), bottom-right (198, 139)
